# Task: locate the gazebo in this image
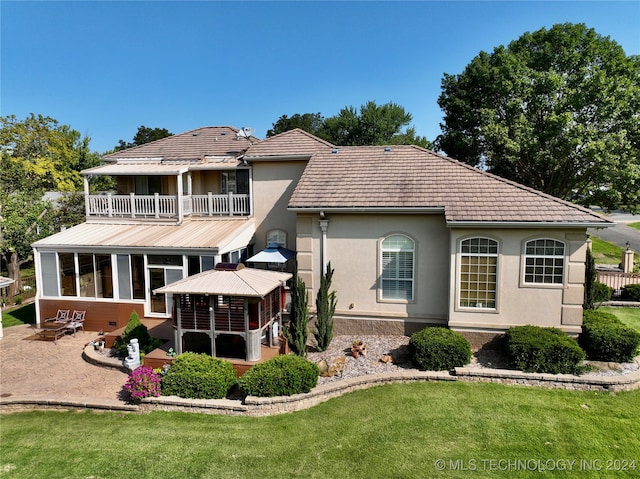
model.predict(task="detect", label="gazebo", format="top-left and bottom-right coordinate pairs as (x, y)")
top-left (155, 264), bottom-right (291, 362)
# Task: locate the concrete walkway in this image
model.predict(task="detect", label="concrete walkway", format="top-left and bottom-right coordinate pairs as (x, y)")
top-left (0, 324), bottom-right (131, 409)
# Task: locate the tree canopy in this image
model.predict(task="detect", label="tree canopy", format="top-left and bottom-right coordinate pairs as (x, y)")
top-left (436, 23), bottom-right (640, 211)
top-left (1, 114), bottom-right (102, 283)
top-left (116, 125), bottom-right (173, 151)
top-left (268, 101), bottom-right (432, 148)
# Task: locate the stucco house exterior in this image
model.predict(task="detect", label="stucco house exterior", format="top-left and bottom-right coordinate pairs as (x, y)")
top-left (31, 125), bottom-right (613, 350)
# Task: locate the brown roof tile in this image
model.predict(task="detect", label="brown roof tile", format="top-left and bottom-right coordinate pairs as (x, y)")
top-left (288, 145), bottom-right (611, 225)
top-left (102, 126), bottom-right (257, 162)
top-left (244, 129), bottom-right (334, 158)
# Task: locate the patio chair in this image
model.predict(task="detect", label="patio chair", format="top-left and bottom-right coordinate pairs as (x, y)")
top-left (66, 310), bottom-right (86, 337)
top-left (44, 309), bottom-right (70, 324)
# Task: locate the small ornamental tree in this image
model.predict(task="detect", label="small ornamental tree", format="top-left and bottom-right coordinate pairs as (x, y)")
top-left (314, 262), bottom-right (337, 352)
top-left (284, 274), bottom-right (310, 357)
top-left (583, 245), bottom-right (596, 310)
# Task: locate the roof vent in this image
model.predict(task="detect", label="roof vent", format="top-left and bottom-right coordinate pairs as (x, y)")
top-left (384, 147), bottom-right (392, 152)
top-left (192, 133), bottom-right (199, 136)
top-left (221, 131), bottom-right (227, 136)
top-left (331, 148), bottom-right (339, 154)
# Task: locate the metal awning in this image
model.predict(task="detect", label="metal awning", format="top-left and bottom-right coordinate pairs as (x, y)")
top-left (246, 243), bottom-right (296, 264)
top-left (0, 276), bottom-right (15, 289)
top-left (155, 267), bottom-right (292, 297)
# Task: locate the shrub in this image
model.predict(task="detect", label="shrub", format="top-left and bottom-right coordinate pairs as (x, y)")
top-left (284, 275), bottom-right (310, 357)
top-left (592, 281), bottom-right (613, 303)
top-left (504, 325), bottom-right (585, 374)
top-left (409, 327), bottom-right (472, 371)
top-left (238, 354), bottom-right (319, 397)
top-left (123, 366), bottom-right (162, 403)
top-left (115, 311), bottom-right (163, 357)
top-left (161, 352), bottom-right (236, 399)
top-left (580, 311), bottom-right (640, 363)
top-left (14, 295), bottom-right (23, 305)
top-left (622, 284), bottom-right (640, 301)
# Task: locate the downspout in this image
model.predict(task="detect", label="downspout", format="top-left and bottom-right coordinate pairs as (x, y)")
top-left (83, 176), bottom-right (90, 218)
top-left (319, 213), bottom-right (329, 273)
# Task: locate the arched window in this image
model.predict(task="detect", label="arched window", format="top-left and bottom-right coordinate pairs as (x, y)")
top-left (459, 237), bottom-right (498, 309)
top-left (266, 229), bottom-right (287, 248)
top-left (524, 239), bottom-right (565, 284)
top-left (380, 234), bottom-right (415, 301)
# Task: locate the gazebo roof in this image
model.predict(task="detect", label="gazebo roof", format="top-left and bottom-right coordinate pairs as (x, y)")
top-left (154, 267), bottom-right (291, 297)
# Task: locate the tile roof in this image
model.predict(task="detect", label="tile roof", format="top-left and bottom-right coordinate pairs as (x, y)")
top-left (288, 145), bottom-right (612, 226)
top-left (244, 128), bottom-right (334, 159)
top-left (102, 126), bottom-right (257, 162)
top-left (32, 218), bottom-right (255, 251)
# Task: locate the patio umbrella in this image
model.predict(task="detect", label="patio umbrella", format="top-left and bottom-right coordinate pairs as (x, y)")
top-left (246, 243), bottom-right (296, 264)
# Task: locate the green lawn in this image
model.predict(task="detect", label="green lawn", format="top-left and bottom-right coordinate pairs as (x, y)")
top-left (590, 235), bottom-right (639, 265)
top-left (628, 222), bottom-right (640, 231)
top-left (1, 303), bottom-right (35, 328)
top-left (600, 306), bottom-right (640, 333)
top-left (1, 382), bottom-right (639, 478)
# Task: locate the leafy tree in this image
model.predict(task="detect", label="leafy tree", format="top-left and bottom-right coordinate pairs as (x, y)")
top-left (0, 114), bottom-right (103, 287)
top-left (0, 114), bottom-right (89, 193)
top-left (314, 262), bottom-right (337, 352)
top-left (267, 101), bottom-right (432, 148)
top-left (116, 125), bottom-right (173, 150)
top-left (436, 23), bottom-right (640, 212)
top-left (284, 275), bottom-right (310, 357)
top-left (266, 113), bottom-right (324, 137)
top-left (0, 192), bottom-right (56, 293)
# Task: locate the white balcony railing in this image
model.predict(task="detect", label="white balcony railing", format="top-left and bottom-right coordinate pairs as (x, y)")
top-left (86, 192), bottom-right (250, 219)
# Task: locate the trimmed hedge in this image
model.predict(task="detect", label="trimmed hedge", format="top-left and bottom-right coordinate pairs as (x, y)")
top-left (580, 310), bottom-right (640, 363)
top-left (161, 352), bottom-right (237, 399)
top-left (622, 284), bottom-right (640, 301)
top-left (409, 327), bottom-right (472, 371)
top-left (238, 354), bottom-right (319, 397)
top-left (504, 325), bottom-right (585, 374)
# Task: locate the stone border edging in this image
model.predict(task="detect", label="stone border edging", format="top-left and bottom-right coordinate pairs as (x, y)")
top-left (3, 359), bottom-right (640, 416)
top-left (454, 366), bottom-right (640, 392)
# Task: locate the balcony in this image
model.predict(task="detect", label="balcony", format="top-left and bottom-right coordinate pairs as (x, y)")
top-left (86, 192), bottom-right (251, 220)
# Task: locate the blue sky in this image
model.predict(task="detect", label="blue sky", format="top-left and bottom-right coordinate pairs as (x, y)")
top-left (2, 1), bottom-right (639, 154)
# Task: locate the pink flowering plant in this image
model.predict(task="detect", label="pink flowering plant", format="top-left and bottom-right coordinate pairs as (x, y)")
top-left (123, 366), bottom-right (162, 403)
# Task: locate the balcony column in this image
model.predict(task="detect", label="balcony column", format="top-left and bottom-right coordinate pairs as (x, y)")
top-left (83, 176), bottom-right (90, 217)
top-left (177, 173), bottom-right (184, 224)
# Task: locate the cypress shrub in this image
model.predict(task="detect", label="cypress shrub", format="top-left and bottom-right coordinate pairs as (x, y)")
top-left (115, 310), bottom-right (163, 357)
top-left (583, 246), bottom-right (596, 310)
top-left (314, 262), bottom-right (337, 352)
top-left (409, 327), bottom-right (472, 371)
top-left (284, 275), bottom-right (310, 357)
top-left (238, 354), bottom-right (319, 397)
top-left (504, 325), bottom-right (585, 374)
top-left (580, 311), bottom-right (640, 363)
top-left (161, 352), bottom-right (237, 399)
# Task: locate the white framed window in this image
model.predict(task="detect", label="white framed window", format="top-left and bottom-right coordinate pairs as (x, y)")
top-left (380, 234), bottom-right (415, 301)
top-left (266, 229), bottom-right (287, 248)
top-left (459, 237), bottom-right (498, 309)
top-left (524, 239), bottom-right (565, 284)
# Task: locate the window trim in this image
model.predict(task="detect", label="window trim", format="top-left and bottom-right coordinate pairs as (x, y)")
top-left (456, 236), bottom-right (499, 312)
top-left (378, 233), bottom-right (416, 304)
top-left (521, 237), bottom-right (566, 288)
